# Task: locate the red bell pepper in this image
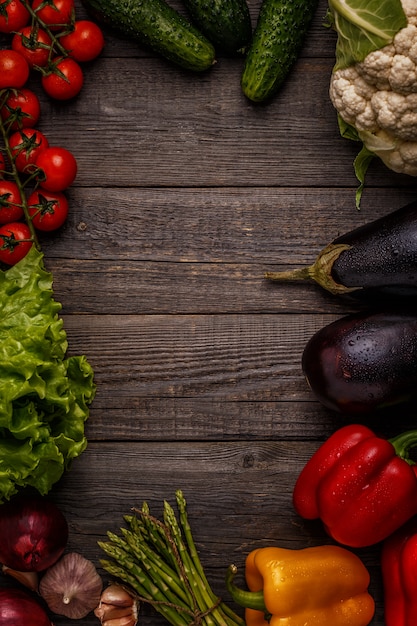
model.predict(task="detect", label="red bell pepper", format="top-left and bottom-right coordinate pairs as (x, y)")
top-left (293, 424), bottom-right (417, 547)
top-left (381, 516), bottom-right (417, 626)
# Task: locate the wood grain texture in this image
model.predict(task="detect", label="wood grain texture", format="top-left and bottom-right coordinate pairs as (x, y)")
top-left (1, 0), bottom-right (415, 624)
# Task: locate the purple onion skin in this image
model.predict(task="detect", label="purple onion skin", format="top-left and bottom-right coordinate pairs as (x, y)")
top-left (0, 588), bottom-right (53, 626)
top-left (0, 494), bottom-right (68, 572)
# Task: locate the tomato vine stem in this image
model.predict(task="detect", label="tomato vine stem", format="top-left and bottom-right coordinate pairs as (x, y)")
top-left (0, 89), bottom-right (40, 248)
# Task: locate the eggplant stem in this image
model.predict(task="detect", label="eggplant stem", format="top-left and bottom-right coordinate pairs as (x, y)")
top-left (265, 267), bottom-right (314, 282)
top-left (264, 244), bottom-right (358, 296)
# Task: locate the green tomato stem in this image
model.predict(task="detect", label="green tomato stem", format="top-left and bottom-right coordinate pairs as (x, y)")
top-left (0, 96), bottom-right (39, 249)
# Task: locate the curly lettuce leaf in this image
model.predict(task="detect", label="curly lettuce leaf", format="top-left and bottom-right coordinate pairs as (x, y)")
top-left (328, 0), bottom-right (407, 70)
top-left (0, 246), bottom-right (96, 502)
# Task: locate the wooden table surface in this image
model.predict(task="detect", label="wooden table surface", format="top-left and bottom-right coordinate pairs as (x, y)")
top-left (2, 0), bottom-right (417, 624)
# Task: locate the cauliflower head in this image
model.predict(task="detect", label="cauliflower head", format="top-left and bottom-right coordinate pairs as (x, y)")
top-left (329, 0), bottom-right (417, 177)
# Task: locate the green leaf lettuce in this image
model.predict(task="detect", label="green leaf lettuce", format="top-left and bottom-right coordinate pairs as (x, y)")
top-left (0, 246), bottom-right (96, 502)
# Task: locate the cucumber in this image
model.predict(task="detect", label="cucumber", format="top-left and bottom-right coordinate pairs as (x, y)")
top-left (82, 0), bottom-right (216, 72)
top-left (181, 0), bottom-right (252, 55)
top-left (242, 0), bottom-right (319, 102)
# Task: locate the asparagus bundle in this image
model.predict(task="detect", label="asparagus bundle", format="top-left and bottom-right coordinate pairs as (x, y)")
top-left (98, 490), bottom-right (245, 626)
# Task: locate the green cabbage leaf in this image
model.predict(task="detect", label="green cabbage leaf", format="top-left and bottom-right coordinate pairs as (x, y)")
top-left (0, 246), bottom-right (96, 502)
top-left (328, 0), bottom-right (407, 70)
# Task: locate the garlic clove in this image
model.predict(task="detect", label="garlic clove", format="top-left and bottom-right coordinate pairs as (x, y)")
top-left (95, 605), bottom-right (134, 621)
top-left (94, 584), bottom-right (138, 626)
top-left (39, 552), bottom-right (103, 619)
top-left (102, 615), bottom-right (138, 626)
top-left (99, 584), bottom-right (136, 607)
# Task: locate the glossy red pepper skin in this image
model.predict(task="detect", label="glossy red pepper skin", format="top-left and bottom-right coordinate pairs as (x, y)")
top-left (381, 517), bottom-right (417, 626)
top-left (293, 424), bottom-right (417, 547)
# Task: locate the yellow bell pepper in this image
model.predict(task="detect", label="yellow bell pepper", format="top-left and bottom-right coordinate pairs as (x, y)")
top-left (226, 545), bottom-right (375, 626)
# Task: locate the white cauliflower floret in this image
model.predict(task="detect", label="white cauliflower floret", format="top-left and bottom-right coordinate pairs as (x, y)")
top-left (356, 25), bottom-right (417, 94)
top-left (355, 46), bottom-right (394, 91)
top-left (372, 91), bottom-right (417, 140)
top-left (401, 0), bottom-right (417, 25)
top-left (329, 67), bottom-right (377, 131)
top-left (380, 139), bottom-right (417, 176)
top-left (329, 1), bottom-right (417, 177)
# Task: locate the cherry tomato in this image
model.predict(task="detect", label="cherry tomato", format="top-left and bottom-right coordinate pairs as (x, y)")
top-left (31, 0), bottom-right (74, 30)
top-left (0, 221), bottom-right (32, 265)
top-left (27, 188), bottom-right (68, 231)
top-left (41, 56), bottom-right (83, 100)
top-left (0, 88), bottom-right (41, 130)
top-left (12, 25), bottom-right (52, 68)
top-left (9, 127), bottom-right (49, 173)
top-left (35, 146), bottom-right (77, 191)
top-left (59, 20), bottom-right (104, 62)
top-left (0, 0), bottom-right (30, 34)
top-left (0, 49), bottom-right (29, 89)
top-left (0, 181), bottom-right (24, 223)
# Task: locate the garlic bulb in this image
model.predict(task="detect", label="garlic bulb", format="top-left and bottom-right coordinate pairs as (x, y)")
top-left (39, 552), bottom-right (103, 619)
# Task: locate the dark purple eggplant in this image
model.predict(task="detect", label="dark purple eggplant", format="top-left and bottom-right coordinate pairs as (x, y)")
top-left (265, 199), bottom-right (417, 298)
top-left (302, 311), bottom-right (417, 415)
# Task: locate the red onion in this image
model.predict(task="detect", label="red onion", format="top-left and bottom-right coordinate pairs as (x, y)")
top-left (0, 588), bottom-right (53, 626)
top-left (0, 494), bottom-right (68, 572)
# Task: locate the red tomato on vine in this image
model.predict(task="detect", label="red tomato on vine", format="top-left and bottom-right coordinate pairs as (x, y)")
top-left (0, 88), bottom-right (41, 130)
top-left (0, 181), bottom-right (24, 224)
top-left (0, 49), bottom-right (29, 88)
top-left (9, 127), bottom-right (49, 173)
top-left (60, 20), bottom-right (105, 62)
top-left (41, 57), bottom-right (84, 100)
top-left (0, 0), bottom-right (30, 34)
top-left (0, 221), bottom-right (32, 265)
top-left (31, 0), bottom-right (74, 30)
top-left (12, 26), bottom-right (53, 68)
top-left (35, 146), bottom-right (77, 191)
top-left (28, 188), bottom-right (69, 231)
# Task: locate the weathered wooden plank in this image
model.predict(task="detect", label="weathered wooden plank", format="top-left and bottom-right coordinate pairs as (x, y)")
top-left (41, 186), bottom-right (416, 264)
top-left (62, 312), bottom-right (333, 401)
top-left (83, 396), bottom-right (416, 443)
top-left (48, 259), bottom-right (356, 316)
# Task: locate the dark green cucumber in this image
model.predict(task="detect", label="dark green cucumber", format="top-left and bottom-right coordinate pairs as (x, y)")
top-left (242, 0), bottom-right (319, 102)
top-left (182, 0), bottom-right (252, 55)
top-left (82, 0), bottom-right (216, 72)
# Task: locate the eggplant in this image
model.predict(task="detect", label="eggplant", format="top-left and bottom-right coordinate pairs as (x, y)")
top-left (265, 199), bottom-right (417, 298)
top-left (302, 311), bottom-right (417, 415)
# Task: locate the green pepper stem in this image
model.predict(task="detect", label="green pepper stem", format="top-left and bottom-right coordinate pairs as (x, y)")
top-left (225, 564), bottom-right (267, 612)
top-left (389, 429), bottom-right (417, 465)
